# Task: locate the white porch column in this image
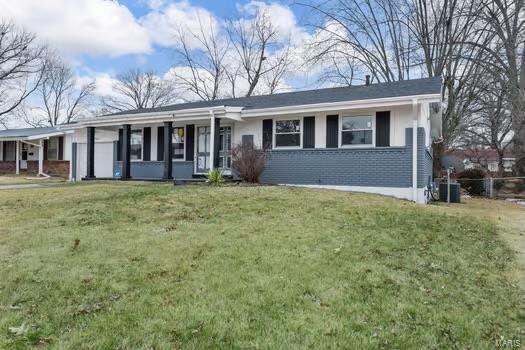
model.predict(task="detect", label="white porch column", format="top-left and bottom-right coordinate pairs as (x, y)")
top-left (209, 110), bottom-right (215, 171)
top-left (412, 99), bottom-right (418, 202)
top-left (15, 140), bottom-right (20, 175)
top-left (38, 139), bottom-right (44, 176)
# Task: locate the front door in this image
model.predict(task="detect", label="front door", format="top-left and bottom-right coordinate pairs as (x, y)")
top-left (20, 143), bottom-right (28, 170)
top-left (195, 126), bottom-right (232, 174)
top-left (218, 126), bottom-right (232, 174)
top-left (196, 126), bottom-right (210, 173)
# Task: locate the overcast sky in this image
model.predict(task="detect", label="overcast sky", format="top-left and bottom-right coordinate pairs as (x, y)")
top-left (0, 0), bottom-right (317, 100)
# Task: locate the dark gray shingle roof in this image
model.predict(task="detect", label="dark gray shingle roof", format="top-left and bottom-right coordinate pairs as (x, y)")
top-left (0, 126), bottom-right (59, 140)
top-left (107, 77), bottom-right (441, 117)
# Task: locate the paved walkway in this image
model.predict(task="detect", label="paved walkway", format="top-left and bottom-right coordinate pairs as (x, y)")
top-left (0, 182), bottom-right (66, 190)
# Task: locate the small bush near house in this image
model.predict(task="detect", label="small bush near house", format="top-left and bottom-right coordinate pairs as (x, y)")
top-left (207, 168), bottom-right (224, 185)
top-left (457, 168), bottom-right (486, 196)
top-left (231, 142), bottom-right (267, 183)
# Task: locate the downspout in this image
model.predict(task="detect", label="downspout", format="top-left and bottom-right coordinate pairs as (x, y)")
top-left (412, 99), bottom-right (418, 203)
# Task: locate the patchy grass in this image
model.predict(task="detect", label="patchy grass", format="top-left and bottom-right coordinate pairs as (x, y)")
top-left (434, 198), bottom-right (525, 291)
top-left (0, 183), bottom-right (523, 349)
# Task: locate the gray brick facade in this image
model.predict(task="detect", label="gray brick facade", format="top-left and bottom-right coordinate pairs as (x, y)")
top-left (261, 128), bottom-right (429, 189)
top-left (114, 161), bottom-right (194, 180)
top-left (111, 127), bottom-right (431, 188)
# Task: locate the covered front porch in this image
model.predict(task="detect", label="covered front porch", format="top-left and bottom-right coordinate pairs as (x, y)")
top-left (74, 106), bottom-right (241, 181)
top-left (0, 127), bottom-right (70, 178)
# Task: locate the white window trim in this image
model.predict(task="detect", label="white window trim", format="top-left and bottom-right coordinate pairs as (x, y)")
top-left (339, 115), bottom-right (376, 148)
top-left (192, 123), bottom-right (235, 174)
top-left (273, 117), bottom-right (303, 149)
top-left (172, 125), bottom-right (186, 162)
top-left (130, 128), bottom-right (143, 162)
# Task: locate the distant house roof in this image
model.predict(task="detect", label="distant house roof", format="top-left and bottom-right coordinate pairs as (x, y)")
top-left (106, 76), bottom-right (442, 117)
top-left (0, 126), bottom-right (60, 140)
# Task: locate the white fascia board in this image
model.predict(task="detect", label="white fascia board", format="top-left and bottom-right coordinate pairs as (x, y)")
top-left (64, 105), bottom-right (231, 129)
top-left (240, 94), bottom-right (441, 118)
top-left (0, 130), bottom-right (70, 142)
top-left (0, 138), bottom-right (24, 142)
top-left (26, 130), bottom-right (71, 140)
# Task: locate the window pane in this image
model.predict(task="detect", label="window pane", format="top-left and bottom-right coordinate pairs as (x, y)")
top-left (276, 133), bottom-right (300, 147)
top-left (172, 127), bottom-right (184, 160)
top-left (276, 120), bottom-right (300, 133)
top-left (221, 127), bottom-right (231, 151)
top-left (342, 116), bottom-right (372, 131)
top-left (342, 130), bottom-right (373, 145)
top-left (173, 144), bottom-right (184, 159)
top-left (5, 141), bottom-right (15, 160)
top-left (47, 138), bottom-right (58, 160)
top-left (172, 127), bottom-right (184, 144)
top-left (130, 130), bottom-right (142, 160)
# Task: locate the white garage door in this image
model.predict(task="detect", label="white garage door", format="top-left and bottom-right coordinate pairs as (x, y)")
top-left (76, 142), bottom-right (114, 179)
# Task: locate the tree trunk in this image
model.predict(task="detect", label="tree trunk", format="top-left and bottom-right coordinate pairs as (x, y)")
top-left (512, 116), bottom-right (525, 175)
top-left (433, 142), bottom-right (445, 178)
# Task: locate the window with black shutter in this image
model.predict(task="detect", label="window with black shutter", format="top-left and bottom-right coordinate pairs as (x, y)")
top-left (303, 116), bottom-right (315, 148)
top-left (375, 111), bottom-right (390, 147)
top-left (262, 119), bottom-right (273, 150)
top-left (326, 115), bottom-right (339, 148)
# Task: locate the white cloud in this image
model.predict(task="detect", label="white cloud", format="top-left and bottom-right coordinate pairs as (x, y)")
top-left (89, 73), bottom-right (120, 98)
top-left (237, 1), bottom-right (311, 46)
top-left (141, 1), bottom-right (220, 49)
top-left (0, 0), bottom-right (151, 57)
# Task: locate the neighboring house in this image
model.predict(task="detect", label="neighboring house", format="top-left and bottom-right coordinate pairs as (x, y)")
top-left (443, 148), bottom-right (515, 174)
top-left (0, 127), bottom-right (71, 178)
top-left (0, 77), bottom-right (442, 203)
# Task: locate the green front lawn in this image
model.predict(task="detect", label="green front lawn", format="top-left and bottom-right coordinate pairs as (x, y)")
top-left (0, 183), bottom-right (523, 349)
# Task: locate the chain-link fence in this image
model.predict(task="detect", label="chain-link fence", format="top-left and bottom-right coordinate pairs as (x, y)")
top-left (484, 177), bottom-right (525, 199)
top-left (434, 176), bottom-right (525, 201)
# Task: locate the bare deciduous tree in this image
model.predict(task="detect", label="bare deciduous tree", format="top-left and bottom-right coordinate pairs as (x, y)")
top-left (24, 55), bottom-right (95, 126)
top-left (102, 68), bottom-right (178, 112)
top-left (171, 16), bottom-right (228, 101)
top-left (261, 47), bottom-right (292, 94)
top-left (465, 0), bottom-right (525, 175)
top-left (408, 0), bottom-right (490, 172)
top-left (301, 0), bottom-right (415, 84)
top-left (227, 10), bottom-right (291, 96)
top-left (460, 70), bottom-right (513, 174)
top-left (0, 20), bottom-right (47, 128)
top-left (171, 11), bottom-right (293, 100)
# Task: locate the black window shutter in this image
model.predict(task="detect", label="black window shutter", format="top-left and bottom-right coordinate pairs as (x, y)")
top-left (157, 126), bottom-right (164, 161)
top-left (43, 139), bottom-right (48, 160)
top-left (303, 116), bottom-right (315, 148)
top-left (143, 127), bottom-right (151, 160)
top-left (2, 142), bottom-right (6, 160)
top-left (58, 136), bottom-right (64, 160)
top-left (326, 115), bottom-right (339, 148)
top-left (117, 129), bottom-right (123, 161)
top-left (376, 111), bottom-right (390, 147)
top-left (262, 119), bottom-right (273, 150)
top-left (186, 124), bottom-right (195, 161)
